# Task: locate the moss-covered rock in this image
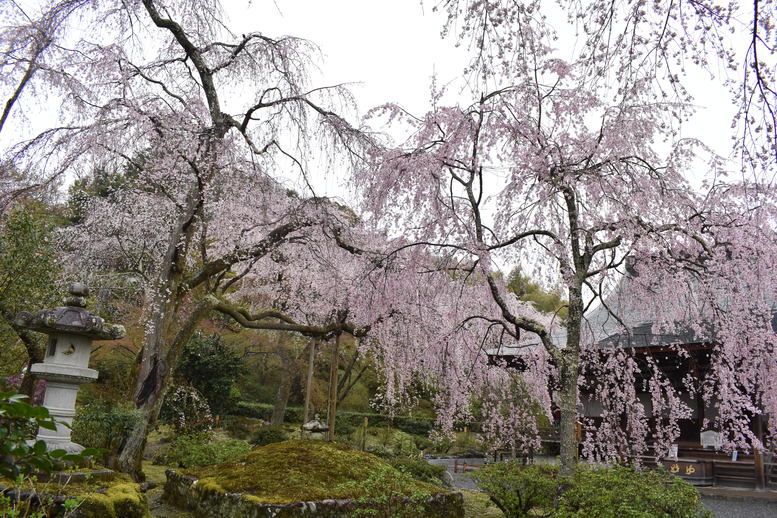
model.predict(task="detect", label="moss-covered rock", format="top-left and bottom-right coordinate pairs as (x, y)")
top-left (77, 480), bottom-right (149, 518)
top-left (0, 471), bottom-right (150, 518)
top-left (164, 440), bottom-right (464, 517)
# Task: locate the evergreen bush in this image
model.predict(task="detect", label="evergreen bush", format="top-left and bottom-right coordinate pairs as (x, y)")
top-left (250, 425), bottom-right (287, 447)
top-left (557, 464), bottom-right (712, 518)
top-left (472, 462), bottom-right (713, 518)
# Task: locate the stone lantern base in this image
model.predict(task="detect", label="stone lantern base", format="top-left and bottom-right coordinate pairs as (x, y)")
top-left (30, 363), bottom-right (98, 453)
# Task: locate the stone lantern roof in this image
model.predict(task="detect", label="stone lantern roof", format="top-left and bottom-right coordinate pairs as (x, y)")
top-left (14, 282), bottom-right (126, 341)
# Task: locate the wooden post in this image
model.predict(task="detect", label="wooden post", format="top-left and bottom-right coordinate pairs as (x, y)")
top-left (326, 334), bottom-right (341, 442)
top-left (755, 449), bottom-right (765, 489)
top-left (755, 414), bottom-right (766, 489)
top-left (454, 460), bottom-right (458, 473)
top-left (302, 339), bottom-right (317, 426)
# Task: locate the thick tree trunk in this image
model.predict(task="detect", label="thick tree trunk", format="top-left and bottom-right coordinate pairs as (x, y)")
top-left (113, 390), bottom-right (164, 479)
top-left (557, 361), bottom-right (579, 478)
top-left (114, 297), bottom-right (212, 479)
top-left (326, 334), bottom-right (341, 441)
top-left (558, 282), bottom-right (583, 478)
top-left (302, 340), bottom-right (317, 424)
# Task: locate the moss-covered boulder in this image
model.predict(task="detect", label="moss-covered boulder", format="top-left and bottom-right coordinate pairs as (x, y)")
top-left (164, 439), bottom-right (463, 517)
top-left (0, 471), bottom-right (150, 518)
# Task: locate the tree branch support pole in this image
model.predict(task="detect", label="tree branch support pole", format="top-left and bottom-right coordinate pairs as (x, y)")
top-left (327, 333), bottom-right (341, 441)
top-left (302, 339), bottom-right (317, 426)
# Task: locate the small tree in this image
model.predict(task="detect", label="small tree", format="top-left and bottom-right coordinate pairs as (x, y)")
top-left (175, 333), bottom-right (244, 416)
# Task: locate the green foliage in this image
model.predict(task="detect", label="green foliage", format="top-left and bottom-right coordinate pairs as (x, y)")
top-left (472, 462), bottom-right (557, 518)
top-left (506, 267), bottom-right (567, 320)
top-left (350, 426), bottom-right (423, 460)
top-left (67, 164), bottom-right (138, 223)
top-left (83, 358), bottom-right (135, 403)
top-left (220, 415), bottom-right (267, 441)
top-left (557, 465), bottom-right (712, 518)
top-left (159, 385), bottom-right (213, 434)
top-left (232, 401), bottom-right (435, 435)
top-left (460, 489), bottom-right (504, 518)
top-left (0, 472), bottom-right (147, 518)
top-left (0, 391), bottom-right (100, 479)
top-left (152, 432), bottom-right (250, 469)
top-left (388, 457), bottom-right (449, 488)
top-left (0, 207), bottom-right (59, 376)
top-left (249, 425), bottom-right (287, 447)
top-left (472, 462), bottom-right (712, 518)
top-left (174, 333), bottom-right (244, 415)
top-left (0, 208), bottom-right (58, 313)
top-left (336, 463), bottom-right (433, 517)
top-left (0, 484), bottom-right (83, 518)
top-left (71, 402), bottom-right (142, 464)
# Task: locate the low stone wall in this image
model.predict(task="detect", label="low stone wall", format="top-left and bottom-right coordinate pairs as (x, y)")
top-left (164, 469), bottom-right (464, 518)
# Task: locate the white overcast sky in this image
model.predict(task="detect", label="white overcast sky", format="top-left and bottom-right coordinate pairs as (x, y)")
top-left (222, 1), bottom-right (740, 197)
top-left (1, 1), bottom-right (742, 199)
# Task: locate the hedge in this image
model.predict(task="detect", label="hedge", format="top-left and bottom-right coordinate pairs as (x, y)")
top-left (232, 402), bottom-right (436, 436)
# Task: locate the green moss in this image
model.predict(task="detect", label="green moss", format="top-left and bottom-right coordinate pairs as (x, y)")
top-left (190, 439), bottom-right (445, 504)
top-left (80, 482), bottom-right (149, 518)
top-left (461, 490), bottom-right (504, 518)
top-left (1, 472), bottom-right (149, 518)
top-left (141, 460), bottom-right (169, 487)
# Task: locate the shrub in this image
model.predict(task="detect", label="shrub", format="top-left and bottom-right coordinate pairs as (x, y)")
top-left (221, 415), bottom-right (267, 440)
top-left (472, 462), bottom-right (713, 518)
top-left (558, 464), bottom-right (713, 518)
top-left (389, 457), bottom-right (449, 488)
top-left (335, 463), bottom-right (433, 518)
top-left (230, 403), bottom-right (436, 435)
top-left (250, 425), bottom-right (287, 447)
top-left (174, 333), bottom-right (245, 415)
top-left (160, 384), bottom-right (213, 433)
top-left (153, 432), bottom-right (250, 468)
top-left (232, 401), bottom-right (303, 423)
top-left (71, 402), bottom-right (142, 461)
top-left (336, 420), bottom-right (357, 438)
top-left (472, 462), bottom-right (557, 518)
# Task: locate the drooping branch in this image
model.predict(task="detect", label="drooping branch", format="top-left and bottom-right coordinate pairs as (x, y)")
top-left (181, 219), bottom-right (313, 292)
top-left (210, 296), bottom-right (368, 340)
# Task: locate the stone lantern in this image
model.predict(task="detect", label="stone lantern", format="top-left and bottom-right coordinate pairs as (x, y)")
top-left (14, 282), bottom-right (126, 453)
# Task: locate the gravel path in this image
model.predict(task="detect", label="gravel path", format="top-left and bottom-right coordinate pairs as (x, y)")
top-left (701, 496), bottom-right (777, 518)
top-left (425, 457), bottom-right (487, 491)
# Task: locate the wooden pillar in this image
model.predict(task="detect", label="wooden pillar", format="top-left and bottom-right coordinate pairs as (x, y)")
top-left (326, 334), bottom-right (341, 442)
top-left (755, 414), bottom-right (766, 489)
top-left (302, 339), bottom-right (317, 426)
